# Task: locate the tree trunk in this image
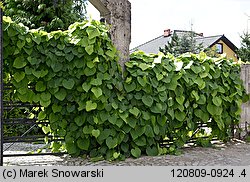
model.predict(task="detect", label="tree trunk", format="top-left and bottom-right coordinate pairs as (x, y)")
top-left (89, 0), bottom-right (131, 71)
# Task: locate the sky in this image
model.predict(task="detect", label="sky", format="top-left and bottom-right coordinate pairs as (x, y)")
top-left (86, 0), bottom-right (250, 49)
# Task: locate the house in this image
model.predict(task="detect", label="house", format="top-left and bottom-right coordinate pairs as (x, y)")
top-left (130, 29), bottom-right (238, 62)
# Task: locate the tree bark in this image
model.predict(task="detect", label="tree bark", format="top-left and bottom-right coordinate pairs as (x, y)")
top-left (89, 0), bottom-right (131, 71)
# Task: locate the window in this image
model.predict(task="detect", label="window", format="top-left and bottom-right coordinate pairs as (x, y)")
top-left (216, 43), bottom-right (223, 54)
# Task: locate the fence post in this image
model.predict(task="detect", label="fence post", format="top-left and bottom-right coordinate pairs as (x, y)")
top-left (0, 7), bottom-right (3, 166)
top-left (240, 64), bottom-right (250, 139)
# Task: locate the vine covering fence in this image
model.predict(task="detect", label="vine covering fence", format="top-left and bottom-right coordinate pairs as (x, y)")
top-left (0, 13), bottom-right (249, 165)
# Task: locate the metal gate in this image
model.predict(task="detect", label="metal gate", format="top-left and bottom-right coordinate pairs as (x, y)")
top-left (0, 10), bottom-right (64, 166)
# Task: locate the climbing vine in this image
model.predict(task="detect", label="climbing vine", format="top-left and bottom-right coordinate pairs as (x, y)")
top-left (3, 16), bottom-right (249, 160)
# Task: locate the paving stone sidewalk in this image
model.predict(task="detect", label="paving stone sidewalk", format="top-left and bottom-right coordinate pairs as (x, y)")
top-left (3, 141), bottom-right (250, 166)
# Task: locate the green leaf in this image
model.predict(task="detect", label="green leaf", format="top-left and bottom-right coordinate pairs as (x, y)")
top-left (113, 152), bottom-right (120, 159)
top-left (135, 136), bottom-right (146, 146)
top-left (98, 129), bottom-right (110, 141)
top-left (106, 49), bottom-right (116, 58)
top-left (106, 137), bottom-right (118, 149)
top-left (111, 102), bottom-right (118, 110)
top-left (90, 78), bottom-right (102, 86)
top-left (65, 54), bottom-right (74, 61)
top-left (87, 61), bottom-right (95, 68)
top-left (40, 100), bottom-right (51, 107)
top-left (146, 146), bottom-right (159, 156)
top-left (142, 95), bottom-right (154, 107)
top-left (129, 107), bottom-right (140, 117)
top-left (35, 81), bottom-right (46, 92)
top-left (176, 96), bottom-right (185, 105)
top-left (13, 56), bottom-right (27, 68)
top-left (139, 63), bottom-right (151, 71)
top-left (62, 79), bottom-right (75, 89)
top-left (131, 147), bottom-right (141, 158)
top-left (92, 129), bottom-right (100, 138)
top-left (54, 89), bottom-right (67, 101)
top-left (51, 62), bottom-right (63, 72)
top-left (27, 57), bottom-right (40, 65)
top-left (86, 27), bottom-right (100, 39)
top-left (197, 95), bottom-right (206, 105)
top-left (32, 35), bottom-right (41, 45)
top-left (175, 110), bottom-right (186, 122)
top-left (85, 45), bottom-right (94, 55)
top-left (40, 92), bottom-right (51, 101)
top-left (191, 90), bottom-right (200, 101)
top-left (145, 125), bottom-right (154, 137)
top-left (52, 104), bottom-right (62, 113)
top-left (207, 103), bottom-right (222, 116)
top-left (212, 96), bottom-right (222, 106)
top-left (74, 116), bottom-right (85, 126)
top-left (108, 115), bottom-right (117, 125)
top-left (83, 125), bottom-right (94, 134)
top-left (124, 82), bottom-right (136, 93)
top-left (77, 138), bottom-right (90, 150)
top-left (168, 80), bottom-right (178, 91)
top-left (151, 103), bottom-right (163, 114)
top-left (86, 100), bottom-right (97, 112)
top-left (42, 125), bottom-right (50, 134)
top-left (57, 44), bottom-right (65, 50)
top-left (91, 87), bottom-right (102, 98)
top-left (17, 40), bottom-right (25, 49)
top-left (66, 142), bottom-right (78, 155)
top-left (14, 72), bottom-right (25, 82)
top-left (82, 82), bottom-right (91, 92)
top-left (194, 109), bottom-right (209, 122)
top-left (137, 77), bottom-right (147, 87)
top-left (38, 111), bottom-right (46, 120)
top-left (121, 143), bottom-right (129, 152)
top-left (214, 116), bottom-right (225, 130)
top-left (32, 70), bottom-right (41, 78)
top-left (127, 118), bottom-right (136, 128)
top-left (191, 66), bottom-right (202, 74)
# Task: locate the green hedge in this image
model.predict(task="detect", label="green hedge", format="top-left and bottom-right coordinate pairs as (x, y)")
top-left (3, 16), bottom-right (249, 160)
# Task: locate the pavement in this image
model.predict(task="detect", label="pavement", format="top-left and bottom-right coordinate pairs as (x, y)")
top-left (2, 140), bottom-right (250, 166)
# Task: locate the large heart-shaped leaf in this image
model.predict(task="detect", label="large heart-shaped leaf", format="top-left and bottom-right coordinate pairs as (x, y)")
top-left (175, 110), bottom-right (186, 122)
top-left (13, 56), bottom-right (27, 68)
top-left (131, 147), bottom-right (141, 158)
top-left (142, 95), bottom-right (154, 107)
top-left (129, 107), bottom-right (140, 117)
top-left (92, 129), bottom-right (100, 138)
top-left (91, 87), bottom-right (102, 98)
top-left (62, 79), bottom-right (75, 90)
top-left (86, 100), bottom-right (97, 112)
top-left (77, 138), bottom-right (90, 150)
top-left (146, 146), bottom-right (159, 156)
top-left (106, 137), bottom-right (118, 149)
top-left (212, 96), bottom-right (222, 106)
top-left (54, 89), bottom-right (67, 101)
top-left (14, 72), bottom-right (25, 82)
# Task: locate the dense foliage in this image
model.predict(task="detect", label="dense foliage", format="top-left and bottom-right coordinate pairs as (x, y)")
top-left (3, 16), bottom-right (249, 160)
top-left (237, 32), bottom-right (250, 62)
top-left (4, 0), bottom-right (87, 31)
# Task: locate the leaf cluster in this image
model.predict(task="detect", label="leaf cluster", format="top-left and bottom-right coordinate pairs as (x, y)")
top-left (3, 16), bottom-right (249, 160)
